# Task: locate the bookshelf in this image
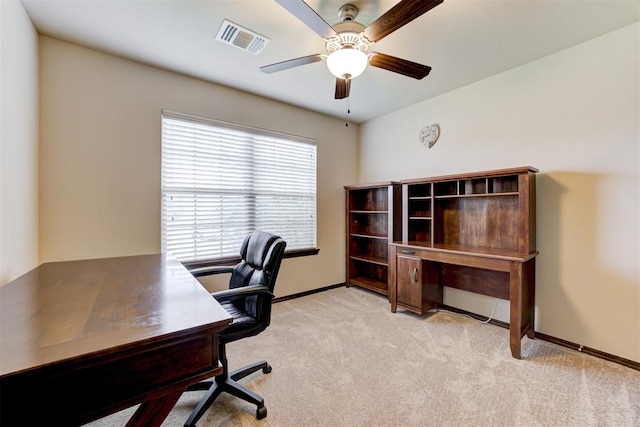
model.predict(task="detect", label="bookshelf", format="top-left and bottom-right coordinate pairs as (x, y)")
top-left (344, 182), bottom-right (401, 296)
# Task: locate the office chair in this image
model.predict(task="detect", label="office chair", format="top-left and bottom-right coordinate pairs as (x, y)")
top-left (184, 231), bottom-right (286, 426)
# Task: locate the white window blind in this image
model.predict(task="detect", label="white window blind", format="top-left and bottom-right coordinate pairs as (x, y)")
top-left (161, 110), bottom-right (317, 262)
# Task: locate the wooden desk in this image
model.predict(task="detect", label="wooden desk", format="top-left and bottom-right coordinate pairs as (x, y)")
top-left (0, 254), bottom-right (232, 426)
top-left (389, 244), bottom-right (537, 359)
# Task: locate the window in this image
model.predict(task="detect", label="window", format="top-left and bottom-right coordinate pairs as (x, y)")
top-left (161, 110), bottom-right (317, 262)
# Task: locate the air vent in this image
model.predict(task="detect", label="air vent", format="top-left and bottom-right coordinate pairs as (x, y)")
top-left (216, 19), bottom-right (269, 55)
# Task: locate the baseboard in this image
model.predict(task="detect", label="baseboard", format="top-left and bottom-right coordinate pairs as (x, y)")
top-left (274, 286), bottom-right (639, 371)
top-left (439, 304), bottom-right (640, 371)
top-left (534, 332), bottom-right (640, 371)
top-left (273, 283), bottom-right (345, 303)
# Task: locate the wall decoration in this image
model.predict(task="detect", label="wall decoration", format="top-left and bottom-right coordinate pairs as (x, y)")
top-left (419, 124), bottom-right (440, 148)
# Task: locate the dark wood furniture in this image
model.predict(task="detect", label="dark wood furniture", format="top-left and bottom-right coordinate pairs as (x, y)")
top-left (389, 166), bottom-right (538, 359)
top-left (0, 254), bottom-right (232, 426)
top-left (344, 182), bottom-right (401, 297)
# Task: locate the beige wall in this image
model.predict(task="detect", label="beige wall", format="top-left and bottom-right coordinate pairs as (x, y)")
top-left (10, 7), bottom-right (639, 363)
top-left (359, 23), bottom-right (640, 362)
top-left (39, 37), bottom-right (358, 297)
top-left (0, 0), bottom-right (39, 287)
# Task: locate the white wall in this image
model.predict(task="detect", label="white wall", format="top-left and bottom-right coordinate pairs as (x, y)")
top-left (39, 36), bottom-right (358, 297)
top-left (359, 24), bottom-right (640, 362)
top-left (0, 0), bottom-right (39, 287)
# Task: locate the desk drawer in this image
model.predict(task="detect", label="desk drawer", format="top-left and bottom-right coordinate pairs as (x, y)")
top-left (396, 247), bottom-right (426, 258)
top-left (0, 331), bottom-right (221, 426)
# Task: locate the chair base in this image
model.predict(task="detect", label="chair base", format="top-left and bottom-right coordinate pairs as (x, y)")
top-left (184, 361), bottom-right (272, 427)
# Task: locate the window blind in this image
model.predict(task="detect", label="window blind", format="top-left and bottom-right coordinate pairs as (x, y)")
top-left (161, 110), bottom-right (317, 262)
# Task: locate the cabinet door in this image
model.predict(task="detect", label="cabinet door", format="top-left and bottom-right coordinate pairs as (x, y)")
top-left (396, 255), bottom-right (422, 310)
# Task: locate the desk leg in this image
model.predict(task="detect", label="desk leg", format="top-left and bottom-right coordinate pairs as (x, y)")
top-left (125, 389), bottom-right (184, 427)
top-left (509, 262), bottom-right (523, 359)
top-left (388, 245), bottom-right (397, 313)
top-left (525, 258), bottom-right (536, 339)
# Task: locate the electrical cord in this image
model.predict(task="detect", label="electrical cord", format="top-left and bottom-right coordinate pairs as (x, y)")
top-left (435, 298), bottom-right (501, 324)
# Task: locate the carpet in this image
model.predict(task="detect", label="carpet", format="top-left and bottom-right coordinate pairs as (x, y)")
top-left (86, 286), bottom-right (640, 426)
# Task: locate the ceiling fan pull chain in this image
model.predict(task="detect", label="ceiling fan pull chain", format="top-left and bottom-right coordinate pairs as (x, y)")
top-left (345, 96), bottom-right (351, 127)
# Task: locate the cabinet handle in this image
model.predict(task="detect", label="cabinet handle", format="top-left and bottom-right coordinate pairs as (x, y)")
top-left (413, 268), bottom-right (418, 282)
top-left (401, 250), bottom-right (415, 255)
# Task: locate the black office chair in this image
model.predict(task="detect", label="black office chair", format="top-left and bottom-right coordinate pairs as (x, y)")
top-left (184, 231), bottom-right (286, 426)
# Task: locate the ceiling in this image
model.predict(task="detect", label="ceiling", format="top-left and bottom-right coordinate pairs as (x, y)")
top-left (20, 0), bottom-right (640, 123)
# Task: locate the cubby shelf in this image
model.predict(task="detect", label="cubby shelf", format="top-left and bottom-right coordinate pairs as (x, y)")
top-left (398, 167), bottom-right (537, 256)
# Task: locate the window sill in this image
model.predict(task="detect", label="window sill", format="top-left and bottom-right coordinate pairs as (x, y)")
top-left (182, 248), bottom-right (319, 270)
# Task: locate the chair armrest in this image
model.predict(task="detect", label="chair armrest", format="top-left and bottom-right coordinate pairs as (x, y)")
top-left (189, 265), bottom-right (234, 278)
top-left (212, 285), bottom-right (274, 303)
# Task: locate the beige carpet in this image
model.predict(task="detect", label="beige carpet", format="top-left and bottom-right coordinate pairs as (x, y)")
top-left (87, 286), bottom-right (640, 426)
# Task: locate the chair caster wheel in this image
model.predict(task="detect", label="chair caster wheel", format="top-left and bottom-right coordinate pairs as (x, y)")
top-left (263, 363), bottom-right (272, 374)
top-left (256, 405), bottom-right (267, 420)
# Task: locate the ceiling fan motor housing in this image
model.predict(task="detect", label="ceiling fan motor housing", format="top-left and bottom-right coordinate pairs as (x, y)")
top-left (338, 4), bottom-right (359, 22)
top-left (262, 0), bottom-right (440, 98)
top-left (325, 21), bottom-right (371, 54)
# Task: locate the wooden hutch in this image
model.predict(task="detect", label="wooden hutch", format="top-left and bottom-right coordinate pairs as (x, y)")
top-left (346, 167), bottom-right (538, 359)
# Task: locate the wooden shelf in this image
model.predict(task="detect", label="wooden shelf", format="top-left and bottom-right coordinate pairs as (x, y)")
top-left (350, 254), bottom-right (388, 266)
top-left (350, 233), bottom-right (388, 240)
top-left (349, 276), bottom-right (388, 294)
top-left (402, 241), bottom-right (432, 248)
top-left (434, 192), bottom-right (518, 199)
top-left (399, 167), bottom-right (535, 256)
top-left (344, 182), bottom-right (401, 297)
top-left (393, 242), bottom-right (537, 262)
top-left (430, 243), bottom-right (535, 259)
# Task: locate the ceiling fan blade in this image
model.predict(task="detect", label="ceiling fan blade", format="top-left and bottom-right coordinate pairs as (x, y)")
top-left (369, 53), bottom-right (432, 79)
top-left (275, 0), bottom-right (337, 39)
top-left (260, 54), bottom-right (324, 74)
top-left (364, 0), bottom-right (443, 42)
top-left (335, 78), bottom-right (351, 99)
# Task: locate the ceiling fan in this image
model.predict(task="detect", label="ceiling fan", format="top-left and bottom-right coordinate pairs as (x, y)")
top-left (260, 0), bottom-right (444, 99)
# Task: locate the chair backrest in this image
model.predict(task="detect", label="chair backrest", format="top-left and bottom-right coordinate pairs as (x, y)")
top-left (230, 231), bottom-right (286, 319)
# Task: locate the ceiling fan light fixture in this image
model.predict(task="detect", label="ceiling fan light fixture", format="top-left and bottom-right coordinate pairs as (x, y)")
top-left (326, 48), bottom-right (368, 79)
